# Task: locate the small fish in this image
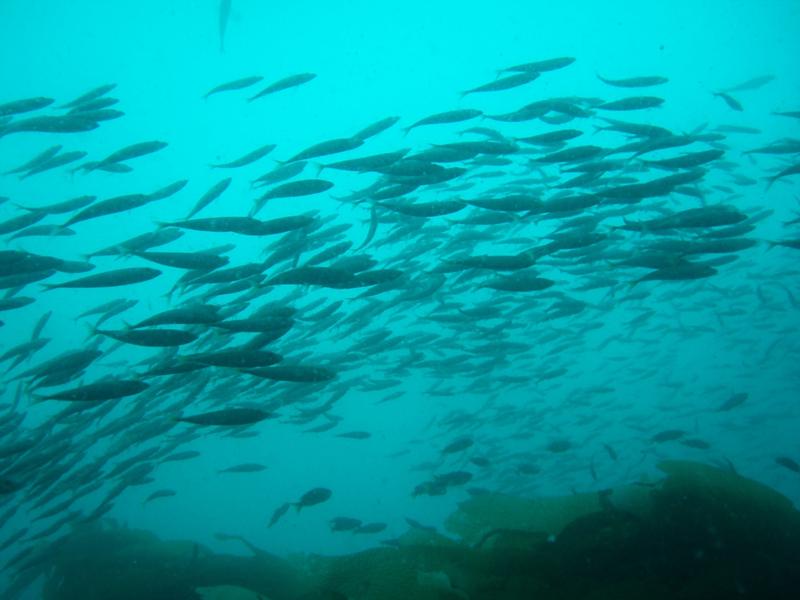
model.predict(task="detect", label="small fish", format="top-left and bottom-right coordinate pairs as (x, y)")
top-left (218, 0), bottom-right (232, 53)
top-left (775, 457), bottom-right (800, 474)
top-left (597, 96), bottom-right (664, 111)
top-left (335, 431), bottom-right (371, 440)
top-left (461, 71), bottom-right (539, 98)
top-left (36, 379), bottom-right (149, 402)
top-left (144, 489), bottom-right (177, 504)
top-left (330, 517), bottom-right (362, 531)
top-left (218, 463), bottom-right (267, 474)
top-left (354, 522), bottom-right (387, 534)
top-left (717, 392), bottom-right (747, 411)
top-left (293, 487), bottom-right (332, 511)
top-left (0, 96), bottom-right (54, 118)
top-left (681, 439), bottom-right (711, 450)
top-left (176, 408), bottom-right (274, 426)
top-left (204, 76), bottom-right (264, 99)
top-left (211, 144), bottom-right (276, 168)
top-left (713, 91), bottom-right (743, 111)
top-left (404, 109), bottom-right (483, 134)
top-left (42, 267), bottom-right (161, 290)
top-left (268, 502), bottom-right (291, 527)
top-left (186, 178), bottom-right (232, 219)
top-left (442, 437), bottom-right (473, 454)
top-left (650, 429), bottom-right (685, 443)
top-left (597, 74), bottom-right (668, 88)
top-left (722, 75), bottom-right (774, 93)
top-left (248, 73), bottom-right (317, 101)
top-left (603, 444), bottom-right (618, 461)
top-left (500, 56), bottom-right (576, 73)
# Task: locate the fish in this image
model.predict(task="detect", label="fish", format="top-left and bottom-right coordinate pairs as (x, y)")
top-left (59, 83), bottom-right (117, 109)
top-left (176, 408), bottom-right (273, 426)
top-left (722, 75), bottom-right (774, 93)
top-left (293, 487), bottom-right (332, 511)
top-left (251, 162), bottom-right (307, 188)
top-left (204, 76), bottom-right (263, 99)
top-left (42, 267), bottom-right (161, 290)
top-left (4, 144), bottom-right (63, 175)
top-left (16, 195), bottom-right (96, 215)
top-left (766, 162), bottom-right (800, 189)
top-left (0, 96), bottom-right (54, 117)
top-left (82, 141), bottom-right (168, 172)
top-left (597, 74), bottom-right (669, 87)
top-left (354, 116), bottom-right (401, 140)
top-left (597, 96), bottom-right (664, 110)
top-left (218, 463), bottom-right (267, 474)
top-left (186, 178), bottom-right (233, 219)
top-left (35, 379), bottom-right (149, 402)
top-left (0, 114), bottom-right (99, 137)
top-left (252, 179), bottom-right (334, 215)
top-left (335, 431), bottom-right (371, 440)
top-left (775, 457), bottom-right (800, 474)
top-left (243, 365), bottom-right (335, 383)
top-left (20, 150), bottom-right (88, 179)
top-left (717, 392), bottom-right (748, 411)
top-left (163, 215), bottom-right (314, 236)
top-left (461, 71), bottom-right (539, 98)
top-left (713, 91), bottom-right (743, 111)
top-left (329, 517), bottom-right (362, 531)
top-left (268, 502), bottom-right (291, 527)
top-left (210, 144), bottom-right (276, 168)
top-left (218, 0), bottom-right (232, 53)
top-left (144, 489), bottom-right (177, 504)
top-left (403, 109), bottom-right (483, 134)
top-left (248, 73), bottom-right (317, 101)
top-left (650, 430), bottom-right (685, 443)
top-left (285, 138), bottom-right (363, 164)
top-left (134, 251), bottom-right (229, 271)
top-left (182, 348), bottom-right (282, 368)
top-left (93, 327), bottom-right (198, 347)
top-left (354, 522), bottom-right (387, 534)
top-left (500, 56), bottom-right (576, 73)
top-left (442, 437), bottom-right (473, 454)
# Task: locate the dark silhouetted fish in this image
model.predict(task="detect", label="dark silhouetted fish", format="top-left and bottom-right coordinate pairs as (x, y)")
top-left (177, 407), bottom-right (273, 426)
top-left (248, 73), bottom-right (317, 101)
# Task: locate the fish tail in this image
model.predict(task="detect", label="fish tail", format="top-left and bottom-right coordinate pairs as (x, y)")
top-left (84, 322), bottom-right (101, 340)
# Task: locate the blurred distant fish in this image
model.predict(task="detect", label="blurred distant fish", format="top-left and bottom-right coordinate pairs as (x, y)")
top-left (144, 489), bottom-right (176, 504)
top-left (218, 463), bottom-right (267, 474)
top-left (775, 456), bottom-right (800, 474)
top-left (717, 392), bottom-right (747, 411)
top-left (218, 0), bottom-right (232, 53)
top-left (713, 91), bottom-right (743, 111)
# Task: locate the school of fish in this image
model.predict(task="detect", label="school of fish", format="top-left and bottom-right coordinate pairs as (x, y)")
top-left (1, 40), bottom-right (800, 590)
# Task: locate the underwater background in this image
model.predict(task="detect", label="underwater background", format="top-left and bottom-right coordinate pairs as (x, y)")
top-left (1, 1), bottom-right (800, 598)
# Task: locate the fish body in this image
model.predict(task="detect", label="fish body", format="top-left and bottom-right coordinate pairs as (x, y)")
top-left (177, 408), bottom-right (273, 426)
top-left (36, 379), bottom-right (148, 402)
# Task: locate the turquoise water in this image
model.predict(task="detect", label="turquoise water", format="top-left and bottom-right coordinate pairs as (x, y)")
top-left (1, 1), bottom-right (800, 597)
